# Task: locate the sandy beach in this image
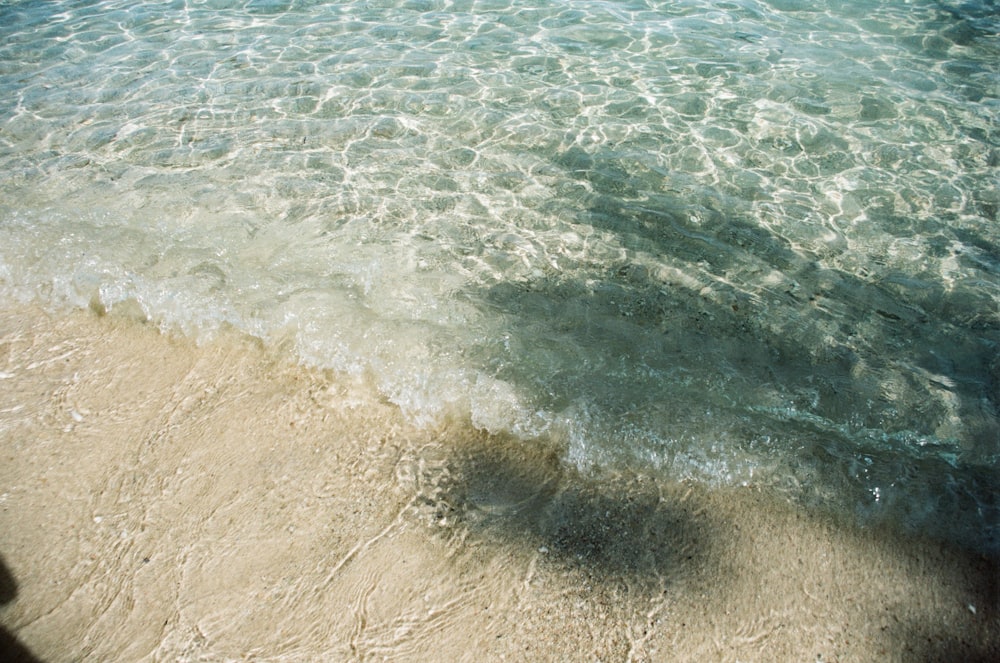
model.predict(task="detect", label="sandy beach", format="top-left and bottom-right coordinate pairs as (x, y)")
top-left (0, 303), bottom-right (996, 662)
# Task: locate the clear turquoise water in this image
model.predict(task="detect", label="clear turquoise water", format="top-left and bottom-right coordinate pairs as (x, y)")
top-left (1, 0), bottom-right (997, 553)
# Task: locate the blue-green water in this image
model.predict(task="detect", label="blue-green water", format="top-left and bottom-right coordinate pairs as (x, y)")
top-left (1, 0), bottom-right (997, 553)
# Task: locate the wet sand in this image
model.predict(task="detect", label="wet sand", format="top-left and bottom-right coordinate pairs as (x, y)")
top-left (0, 304), bottom-right (996, 662)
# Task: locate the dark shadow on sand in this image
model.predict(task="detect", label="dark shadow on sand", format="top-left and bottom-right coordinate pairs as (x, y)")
top-left (888, 591), bottom-right (1000, 663)
top-left (414, 429), bottom-right (999, 657)
top-left (415, 431), bottom-right (722, 593)
top-left (0, 555), bottom-right (44, 663)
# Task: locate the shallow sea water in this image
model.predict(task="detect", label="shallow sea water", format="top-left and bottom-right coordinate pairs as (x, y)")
top-left (0, 0), bottom-right (997, 553)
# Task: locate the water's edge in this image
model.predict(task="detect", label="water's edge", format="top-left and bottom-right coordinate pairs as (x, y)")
top-left (1, 0), bottom-right (997, 554)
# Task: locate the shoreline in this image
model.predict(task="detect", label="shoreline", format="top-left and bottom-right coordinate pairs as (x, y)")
top-left (1, 304), bottom-right (996, 661)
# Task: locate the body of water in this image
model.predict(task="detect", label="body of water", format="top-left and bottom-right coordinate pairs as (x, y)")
top-left (1, 0), bottom-right (997, 553)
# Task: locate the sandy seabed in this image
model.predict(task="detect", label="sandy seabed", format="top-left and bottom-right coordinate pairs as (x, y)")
top-left (0, 304), bottom-right (996, 662)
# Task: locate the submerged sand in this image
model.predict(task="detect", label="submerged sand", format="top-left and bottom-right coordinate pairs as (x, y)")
top-left (0, 304), bottom-right (996, 662)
